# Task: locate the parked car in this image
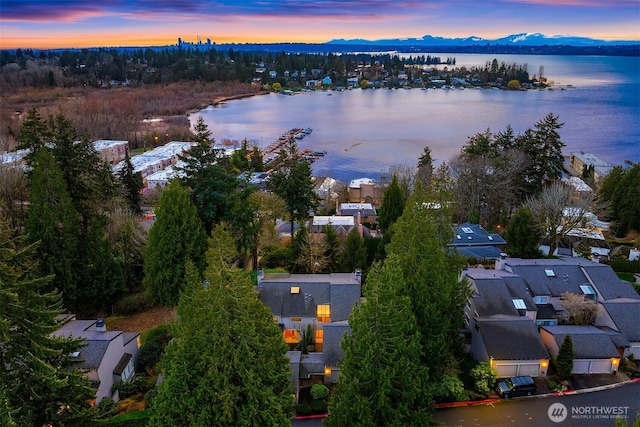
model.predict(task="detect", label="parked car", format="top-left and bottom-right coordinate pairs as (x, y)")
top-left (496, 376), bottom-right (537, 398)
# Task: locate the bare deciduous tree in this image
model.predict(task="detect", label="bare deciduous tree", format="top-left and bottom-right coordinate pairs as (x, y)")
top-left (527, 180), bottom-right (592, 257)
top-left (450, 149), bottom-right (527, 227)
top-left (560, 292), bottom-right (599, 325)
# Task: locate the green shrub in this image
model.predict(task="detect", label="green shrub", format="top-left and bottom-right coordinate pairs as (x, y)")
top-left (470, 362), bottom-right (498, 397)
top-left (261, 245), bottom-right (293, 269)
top-left (113, 293), bottom-right (151, 315)
top-left (138, 325), bottom-right (172, 373)
top-left (144, 387), bottom-right (158, 409)
top-left (115, 375), bottom-right (150, 399)
top-left (310, 384), bottom-right (329, 400)
top-left (295, 403), bottom-right (312, 416)
top-left (310, 398), bottom-right (328, 413)
top-left (435, 375), bottom-right (468, 402)
top-left (97, 397), bottom-right (118, 418)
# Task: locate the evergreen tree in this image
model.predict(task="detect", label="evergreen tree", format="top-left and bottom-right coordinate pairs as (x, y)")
top-left (326, 257), bottom-right (432, 426)
top-left (267, 140), bottom-right (318, 239)
top-left (378, 174), bottom-right (405, 236)
top-left (516, 113), bottom-right (565, 196)
top-left (144, 181), bottom-right (208, 306)
top-left (338, 228), bottom-right (367, 273)
top-left (118, 149), bottom-right (144, 216)
top-left (385, 189), bottom-right (470, 385)
top-left (20, 110), bottom-right (124, 313)
top-left (504, 207), bottom-right (542, 258)
top-left (322, 223), bottom-right (341, 272)
top-left (416, 146), bottom-right (434, 190)
top-left (25, 150), bottom-right (81, 309)
top-left (609, 162), bottom-right (640, 236)
top-left (557, 335), bottom-right (574, 381)
top-left (178, 118), bottom-right (239, 235)
top-left (249, 146), bottom-right (265, 172)
top-left (150, 241), bottom-right (292, 426)
top-left (0, 222), bottom-right (99, 427)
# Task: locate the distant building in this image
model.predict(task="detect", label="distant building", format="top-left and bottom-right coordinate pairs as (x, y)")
top-left (569, 152), bottom-right (613, 183)
top-left (348, 178), bottom-right (376, 204)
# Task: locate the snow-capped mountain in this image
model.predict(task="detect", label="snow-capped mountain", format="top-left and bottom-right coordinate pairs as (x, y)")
top-left (327, 33), bottom-right (637, 46)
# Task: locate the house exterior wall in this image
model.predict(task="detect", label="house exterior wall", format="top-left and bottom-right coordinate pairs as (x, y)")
top-left (540, 329), bottom-right (561, 358)
top-left (94, 340), bottom-right (121, 403)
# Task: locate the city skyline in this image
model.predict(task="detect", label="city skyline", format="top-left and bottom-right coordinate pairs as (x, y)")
top-left (1, 0), bottom-right (639, 50)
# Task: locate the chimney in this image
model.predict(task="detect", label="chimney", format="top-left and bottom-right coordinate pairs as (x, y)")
top-left (355, 268), bottom-right (362, 284)
top-left (95, 318), bottom-right (106, 332)
top-left (495, 253), bottom-right (508, 270)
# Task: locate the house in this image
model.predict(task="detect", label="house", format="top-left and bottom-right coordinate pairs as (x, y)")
top-left (257, 271), bottom-right (361, 400)
top-left (93, 140), bottom-right (129, 164)
top-left (337, 203), bottom-right (377, 225)
top-left (348, 178), bottom-right (377, 204)
top-left (462, 256), bottom-right (639, 377)
top-left (322, 76), bottom-right (332, 85)
top-left (540, 325), bottom-right (621, 374)
top-left (463, 269), bottom-right (549, 376)
top-left (472, 317), bottom-right (549, 377)
top-left (52, 316), bottom-right (140, 404)
top-left (305, 79), bottom-right (321, 88)
top-left (450, 223), bottom-right (506, 259)
top-left (597, 299), bottom-right (640, 358)
top-left (310, 215), bottom-right (367, 237)
top-left (569, 152), bottom-right (613, 183)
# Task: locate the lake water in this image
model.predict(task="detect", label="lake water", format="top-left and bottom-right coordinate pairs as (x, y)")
top-left (194, 54), bottom-right (640, 183)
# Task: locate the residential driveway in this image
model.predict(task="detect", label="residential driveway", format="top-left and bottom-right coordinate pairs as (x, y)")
top-left (570, 373), bottom-right (629, 390)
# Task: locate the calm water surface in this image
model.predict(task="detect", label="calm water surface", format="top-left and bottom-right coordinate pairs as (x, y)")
top-left (194, 54), bottom-right (640, 182)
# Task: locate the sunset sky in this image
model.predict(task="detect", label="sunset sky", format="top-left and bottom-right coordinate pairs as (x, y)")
top-left (1, 0), bottom-right (639, 50)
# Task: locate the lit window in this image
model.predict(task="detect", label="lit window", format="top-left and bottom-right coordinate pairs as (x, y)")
top-left (315, 329), bottom-right (324, 344)
top-left (291, 287), bottom-right (300, 294)
top-left (317, 305), bottom-right (331, 322)
top-left (290, 317), bottom-right (302, 322)
top-left (513, 299), bottom-right (526, 310)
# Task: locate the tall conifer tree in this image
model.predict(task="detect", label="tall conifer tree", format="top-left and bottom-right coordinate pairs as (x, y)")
top-left (143, 180), bottom-right (208, 306)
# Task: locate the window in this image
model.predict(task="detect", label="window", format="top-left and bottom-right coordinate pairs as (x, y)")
top-left (272, 316), bottom-right (279, 323)
top-left (317, 305), bottom-right (331, 322)
top-left (580, 285), bottom-right (596, 300)
top-left (462, 227), bottom-right (473, 234)
top-left (290, 317), bottom-right (302, 322)
top-left (544, 269), bottom-right (556, 277)
top-left (290, 286), bottom-right (300, 294)
top-left (315, 329), bottom-right (324, 344)
top-left (512, 299), bottom-right (527, 310)
top-left (121, 357), bottom-right (135, 381)
top-left (534, 296), bottom-right (549, 304)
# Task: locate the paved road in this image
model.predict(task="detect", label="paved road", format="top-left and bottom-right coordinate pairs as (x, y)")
top-left (433, 381), bottom-right (640, 427)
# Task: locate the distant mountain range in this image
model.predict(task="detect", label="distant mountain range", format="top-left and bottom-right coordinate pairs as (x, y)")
top-left (327, 33), bottom-right (638, 47)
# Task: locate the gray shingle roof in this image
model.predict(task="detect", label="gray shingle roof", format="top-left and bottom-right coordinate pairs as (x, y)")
top-left (258, 273), bottom-right (361, 321)
top-left (508, 264), bottom-right (586, 297)
top-left (472, 276), bottom-right (535, 317)
top-left (476, 318), bottom-right (549, 360)
top-left (582, 265), bottom-right (640, 300)
top-left (322, 321), bottom-right (350, 366)
top-left (541, 325), bottom-right (620, 359)
top-left (601, 299), bottom-right (640, 342)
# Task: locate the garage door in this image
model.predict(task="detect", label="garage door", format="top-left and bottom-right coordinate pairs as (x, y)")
top-left (589, 360), bottom-right (612, 374)
top-left (518, 364), bottom-right (540, 377)
top-left (573, 360), bottom-right (590, 373)
top-left (495, 363), bottom-right (518, 378)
